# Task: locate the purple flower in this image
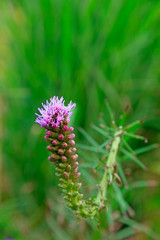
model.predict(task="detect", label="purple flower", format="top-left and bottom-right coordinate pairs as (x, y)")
top-left (35, 96), bottom-right (76, 128)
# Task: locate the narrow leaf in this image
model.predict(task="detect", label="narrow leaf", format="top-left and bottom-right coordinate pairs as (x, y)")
top-left (121, 148), bottom-right (147, 170)
top-left (117, 160), bottom-right (128, 187)
top-left (118, 217), bottom-right (159, 240)
top-left (124, 120), bottom-right (143, 133)
top-left (135, 144), bottom-right (159, 155)
top-left (91, 124), bottom-right (111, 137)
top-left (78, 127), bottom-right (98, 147)
top-left (77, 144), bottom-right (107, 154)
top-left (124, 132), bottom-right (147, 142)
top-left (104, 100), bottom-right (115, 122)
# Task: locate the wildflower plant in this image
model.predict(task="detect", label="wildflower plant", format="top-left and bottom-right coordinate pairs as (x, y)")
top-left (35, 96), bottom-right (153, 221)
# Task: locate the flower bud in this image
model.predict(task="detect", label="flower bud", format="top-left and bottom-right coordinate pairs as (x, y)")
top-left (63, 126), bottom-right (68, 131)
top-left (67, 165), bottom-right (71, 171)
top-left (44, 136), bottom-right (52, 142)
top-left (61, 142), bottom-right (68, 148)
top-left (66, 135), bottom-right (73, 140)
top-left (52, 139), bottom-right (59, 145)
top-left (46, 131), bottom-right (51, 136)
top-left (63, 171), bottom-right (69, 179)
top-left (69, 140), bottom-right (75, 146)
top-left (74, 162), bottom-right (79, 168)
top-left (46, 131), bottom-right (57, 137)
top-left (69, 127), bottom-right (74, 132)
top-left (73, 169), bottom-right (78, 173)
top-left (51, 153), bottom-right (60, 160)
top-left (71, 154), bottom-right (78, 161)
top-left (48, 155), bottom-right (56, 163)
top-left (59, 163), bottom-right (66, 168)
top-left (72, 147), bottom-right (76, 153)
top-left (66, 148), bottom-right (72, 156)
top-left (46, 145), bottom-right (58, 152)
top-left (58, 134), bottom-right (64, 140)
top-left (58, 149), bottom-right (64, 155)
top-left (61, 156), bottom-right (67, 162)
top-left (77, 172), bottom-right (81, 178)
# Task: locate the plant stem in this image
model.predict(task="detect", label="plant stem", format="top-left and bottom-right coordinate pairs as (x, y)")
top-left (96, 130), bottom-right (122, 207)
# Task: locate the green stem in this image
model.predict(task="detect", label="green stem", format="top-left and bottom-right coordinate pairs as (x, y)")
top-left (96, 130), bottom-right (122, 206)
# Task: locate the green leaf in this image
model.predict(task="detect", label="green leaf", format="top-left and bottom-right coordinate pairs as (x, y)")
top-left (108, 227), bottom-right (135, 240)
top-left (104, 100), bottom-right (115, 122)
top-left (124, 132), bottom-right (147, 142)
top-left (80, 162), bottom-right (98, 168)
top-left (128, 180), bottom-right (158, 190)
top-left (121, 148), bottom-right (147, 170)
top-left (91, 124), bottom-right (111, 137)
top-left (117, 160), bottom-right (128, 187)
top-left (118, 111), bottom-right (126, 127)
top-left (78, 151), bottom-right (97, 163)
top-left (112, 182), bottom-right (131, 213)
top-left (134, 144), bottom-right (159, 155)
top-left (124, 120), bottom-right (143, 133)
top-left (77, 143), bottom-right (107, 154)
top-left (98, 139), bottom-right (112, 150)
top-left (78, 127), bottom-right (99, 147)
top-left (122, 137), bottom-right (135, 155)
top-left (118, 217), bottom-right (159, 240)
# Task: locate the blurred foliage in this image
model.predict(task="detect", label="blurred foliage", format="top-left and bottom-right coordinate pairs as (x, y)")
top-left (0, 0), bottom-right (160, 239)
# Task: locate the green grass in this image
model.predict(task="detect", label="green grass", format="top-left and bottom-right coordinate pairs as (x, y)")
top-left (0, 0), bottom-right (160, 239)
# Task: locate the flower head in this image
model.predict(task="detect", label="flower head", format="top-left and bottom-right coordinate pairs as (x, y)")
top-left (35, 96), bottom-right (76, 128)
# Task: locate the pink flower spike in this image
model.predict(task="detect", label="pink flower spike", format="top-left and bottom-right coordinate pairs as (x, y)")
top-left (44, 136), bottom-right (48, 140)
top-left (35, 96), bottom-right (76, 128)
top-left (71, 134), bottom-right (75, 138)
top-left (58, 134), bottom-right (64, 140)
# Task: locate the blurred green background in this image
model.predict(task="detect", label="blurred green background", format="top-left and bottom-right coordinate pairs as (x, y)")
top-left (0, 0), bottom-right (160, 239)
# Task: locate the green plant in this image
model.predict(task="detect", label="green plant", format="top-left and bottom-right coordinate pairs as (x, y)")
top-left (35, 95), bottom-right (158, 237)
